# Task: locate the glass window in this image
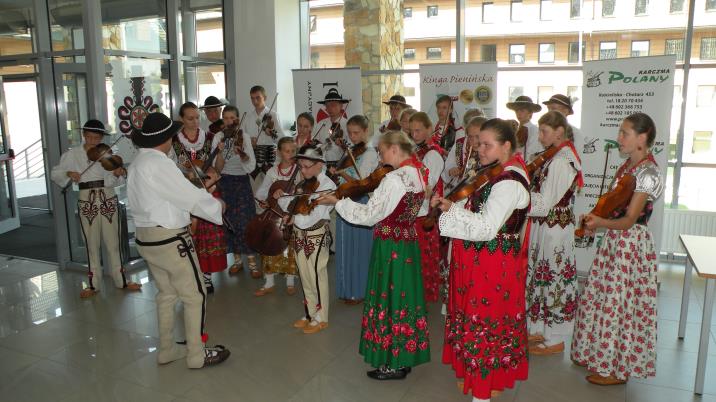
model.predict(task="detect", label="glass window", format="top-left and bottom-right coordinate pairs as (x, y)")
top-left (511, 0), bottom-right (523, 22)
top-left (310, 52), bottom-right (320, 68)
top-left (310, 15), bottom-right (317, 32)
top-left (665, 39), bottom-right (685, 61)
top-left (427, 5), bottom-right (439, 17)
top-left (670, 0), bottom-right (685, 13)
top-left (0, 2), bottom-right (35, 55)
top-left (481, 44), bottom-right (497, 62)
top-left (309, 2), bottom-right (346, 68)
top-left (568, 42), bottom-right (582, 63)
top-left (482, 2), bottom-right (494, 23)
top-left (707, 0), bottom-right (716, 10)
top-left (602, 0), bottom-right (616, 16)
top-left (427, 47), bottom-right (442, 59)
top-left (701, 38), bottom-right (716, 60)
top-left (509, 44), bottom-right (525, 64)
top-left (541, 0), bottom-right (552, 20)
top-left (404, 48), bottom-right (416, 60)
top-left (635, 0), bottom-right (649, 15)
top-left (538, 86), bottom-right (553, 103)
top-left (567, 86), bottom-right (580, 105)
top-left (101, 0), bottom-right (167, 53)
top-left (403, 7), bottom-right (413, 18)
top-left (179, 0), bottom-right (223, 59)
top-left (509, 86), bottom-right (524, 101)
top-left (570, 0), bottom-right (581, 18)
top-left (692, 131), bottom-right (712, 153)
top-left (631, 40), bottom-right (650, 57)
top-left (49, 0), bottom-right (84, 51)
top-left (539, 43), bottom-right (555, 63)
top-left (697, 85), bottom-right (716, 107)
top-left (600, 41), bottom-right (617, 59)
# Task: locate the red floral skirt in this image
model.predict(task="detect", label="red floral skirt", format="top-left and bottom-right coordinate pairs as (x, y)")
top-left (193, 217), bottom-right (227, 274)
top-left (442, 239), bottom-right (529, 399)
top-left (415, 216), bottom-right (441, 302)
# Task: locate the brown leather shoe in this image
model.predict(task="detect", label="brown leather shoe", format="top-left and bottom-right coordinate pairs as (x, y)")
top-left (253, 287), bottom-right (275, 297)
top-left (250, 269), bottom-right (262, 279)
top-left (302, 322), bottom-right (328, 334)
top-left (228, 263), bottom-right (242, 275)
top-left (293, 318), bottom-right (310, 328)
top-left (586, 374), bottom-right (627, 386)
top-left (286, 286), bottom-right (296, 295)
top-left (80, 288), bottom-right (98, 298)
top-left (529, 342), bottom-right (565, 355)
top-left (124, 282), bottom-right (142, 291)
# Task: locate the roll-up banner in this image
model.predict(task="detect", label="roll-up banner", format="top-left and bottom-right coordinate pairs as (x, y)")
top-left (575, 55), bottom-right (675, 273)
top-left (292, 67), bottom-right (363, 128)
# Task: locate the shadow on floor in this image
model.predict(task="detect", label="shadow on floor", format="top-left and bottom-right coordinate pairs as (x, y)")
top-left (0, 197), bottom-right (55, 262)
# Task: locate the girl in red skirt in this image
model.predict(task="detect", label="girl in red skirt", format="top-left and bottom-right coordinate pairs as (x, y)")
top-left (172, 102), bottom-right (227, 293)
top-left (432, 118), bottom-right (531, 401)
top-left (408, 112), bottom-right (445, 303)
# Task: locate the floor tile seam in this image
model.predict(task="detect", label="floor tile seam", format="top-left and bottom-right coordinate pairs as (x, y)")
top-left (630, 377), bottom-right (716, 396)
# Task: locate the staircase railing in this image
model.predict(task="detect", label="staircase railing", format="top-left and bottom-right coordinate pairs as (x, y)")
top-left (12, 139), bottom-right (45, 181)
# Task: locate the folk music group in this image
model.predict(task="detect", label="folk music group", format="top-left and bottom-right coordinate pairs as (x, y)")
top-left (52, 85), bottom-right (664, 401)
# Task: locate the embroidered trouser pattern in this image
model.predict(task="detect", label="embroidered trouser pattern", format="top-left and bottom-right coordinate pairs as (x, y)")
top-left (77, 187), bottom-right (126, 290)
top-left (293, 225), bottom-right (331, 322)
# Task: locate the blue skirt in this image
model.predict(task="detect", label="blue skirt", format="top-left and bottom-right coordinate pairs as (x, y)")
top-left (336, 196), bottom-right (373, 299)
top-left (219, 174), bottom-right (255, 255)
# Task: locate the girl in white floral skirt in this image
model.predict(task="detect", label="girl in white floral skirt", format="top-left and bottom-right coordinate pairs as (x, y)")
top-left (570, 113), bottom-right (664, 385)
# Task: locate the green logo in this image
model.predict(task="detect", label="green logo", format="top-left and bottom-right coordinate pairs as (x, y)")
top-left (608, 70), bottom-right (670, 85)
top-left (653, 147), bottom-right (664, 155)
top-left (604, 139), bottom-right (619, 151)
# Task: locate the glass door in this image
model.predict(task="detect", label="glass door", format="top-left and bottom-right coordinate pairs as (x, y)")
top-left (0, 77), bottom-right (21, 234)
top-left (54, 63), bottom-right (89, 263)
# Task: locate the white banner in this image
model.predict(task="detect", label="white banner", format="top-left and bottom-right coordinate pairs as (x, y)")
top-left (419, 62), bottom-right (498, 126)
top-left (575, 55), bottom-right (675, 273)
top-left (291, 67), bottom-right (363, 128)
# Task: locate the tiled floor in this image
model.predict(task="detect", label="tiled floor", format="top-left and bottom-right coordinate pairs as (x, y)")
top-left (0, 255), bottom-right (714, 402)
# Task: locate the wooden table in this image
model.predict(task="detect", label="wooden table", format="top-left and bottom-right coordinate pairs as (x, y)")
top-left (678, 234), bottom-right (716, 395)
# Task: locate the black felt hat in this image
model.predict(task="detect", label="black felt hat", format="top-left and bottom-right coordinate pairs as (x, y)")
top-left (382, 94), bottom-right (410, 107)
top-left (131, 113), bottom-right (182, 148)
top-left (199, 96), bottom-right (227, 110)
top-left (506, 96), bottom-right (542, 113)
top-left (317, 88), bottom-right (350, 105)
top-left (80, 119), bottom-right (110, 136)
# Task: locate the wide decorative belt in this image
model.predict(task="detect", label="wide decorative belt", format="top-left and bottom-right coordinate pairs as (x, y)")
top-left (298, 219), bottom-right (330, 232)
top-left (78, 180), bottom-right (105, 190)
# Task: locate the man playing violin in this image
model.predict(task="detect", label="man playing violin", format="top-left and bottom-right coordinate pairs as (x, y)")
top-left (249, 85), bottom-right (284, 178)
top-left (199, 95), bottom-right (226, 134)
top-left (378, 94), bottom-right (410, 134)
top-left (274, 144), bottom-right (336, 334)
top-left (50, 119), bottom-right (141, 298)
top-left (313, 88), bottom-right (350, 168)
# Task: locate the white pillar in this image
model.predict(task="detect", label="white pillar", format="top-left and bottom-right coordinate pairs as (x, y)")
top-left (226, 0), bottom-right (301, 132)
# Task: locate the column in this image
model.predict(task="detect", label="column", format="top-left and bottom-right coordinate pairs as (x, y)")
top-left (343, 0), bottom-right (404, 128)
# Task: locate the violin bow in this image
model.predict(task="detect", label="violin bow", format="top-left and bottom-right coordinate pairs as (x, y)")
top-left (256, 93), bottom-right (279, 142)
top-left (347, 147), bottom-right (362, 180)
top-left (182, 148), bottom-right (235, 233)
top-left (61, 135), bottom-right (126, 194)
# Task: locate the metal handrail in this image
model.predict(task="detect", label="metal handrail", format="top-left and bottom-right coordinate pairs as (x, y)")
top-left (12, 139), bottom-right (45, 181)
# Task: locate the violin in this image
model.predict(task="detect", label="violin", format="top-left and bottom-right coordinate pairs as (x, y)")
top-left (244, 162), bottom-right (300, 255)
top-left (331, 165), bottom-right (394, 200)
top-left (87, 143), bottom-right (123, 172)
top-left (329, 121), bottom-right (345, 148)
top-left (208, 119), bottom-right (225, 135)
top-left (423, 161), bottom-right (503, 231)
top-left (222, 118), bottom-right (249, 160)
top-left (526, 143), bottom-right (564, 178)
top-left (384, 119), bottom-right (401, 132)
top-left (330, 142), bottom-right (367, 184)
top-left (256, 94), bottom-right (279, 141)
top-left (574, 174), bottom-right (636, 238)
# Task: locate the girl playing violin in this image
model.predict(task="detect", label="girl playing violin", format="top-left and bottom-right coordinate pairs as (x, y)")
top-left (431, 118), bottom-right (530, 401)
top-left (317, 130), bottom-right (431, 381)
top-left (410, 112), bottom-right (445, 303)
top-left (295, 112), bottom-right (318, 149)
top-left (571, 113), bottom-right (663, 386)
top-left (254, 137), bottom-right (300, 296)
top-left (525, 111), bottom-right (583, 356)
top-left (442, 115), bottom-right (486, 192)
top-left (213, 106), bottom-right (259, 279)
top-left (274, 144), bottom-right (336, 334)
top-left (172, 102), bottom-right (226, 293)
top-left (328, 115), bottom-right (380, 305)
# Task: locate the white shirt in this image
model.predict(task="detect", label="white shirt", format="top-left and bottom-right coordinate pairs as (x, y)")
top-left (217, 130), bottom-right (256, 176)
top-left (336, 165), bottom-right (424, 226)
top-left (277, 171), bottom-right (336, 230)
top-left (523, 121), bottom-right (544, 162)
top-left (51, 146), bottom-right (124, 188)
top-left (128, 148), bottom-right (222, 229)
top-left (340, 146), bottom-right (380, 182)
top-left (438, 165), bottom-right (530, 241)
top-left (570, 124), bottom-right (584, 161)
top-left (528, 146), bottom-right (581, 217)
top-left (249, 106), bottom-right (285, 146)
top-left (255, 164), bottom-right (302, 201)
top-left (418, 148), bottom-right (445, 217)
top-left (313, 117), bottom-right (348, 162)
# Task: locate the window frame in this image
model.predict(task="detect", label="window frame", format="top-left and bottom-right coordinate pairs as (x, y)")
top-left (635, 0), bottom-right (649, 15)
top-left (599, 41), bottom-right (618, 59)
top-left (482, 2), bottom-right (494, 23)
top-left (538, 42), bottom-right (555, 64)
top-left (631, 40), bottom-right (650, 57)
top-left (570, 0), bottom-right (582, 18)
top-left (426, 46), bottom-right (442, 60)
top-left (404, 47), bottom-right (416, 60)
top-left (427, 5), bottom-right (439, 18)
top-left (509, 43), bottom-right (526, 64)
top-left (510, 0), bottom-right (523, 22)
top-left (403, 7), bottom-right (413, 18)
top-left (602, 0), bottom-right (616, 16)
